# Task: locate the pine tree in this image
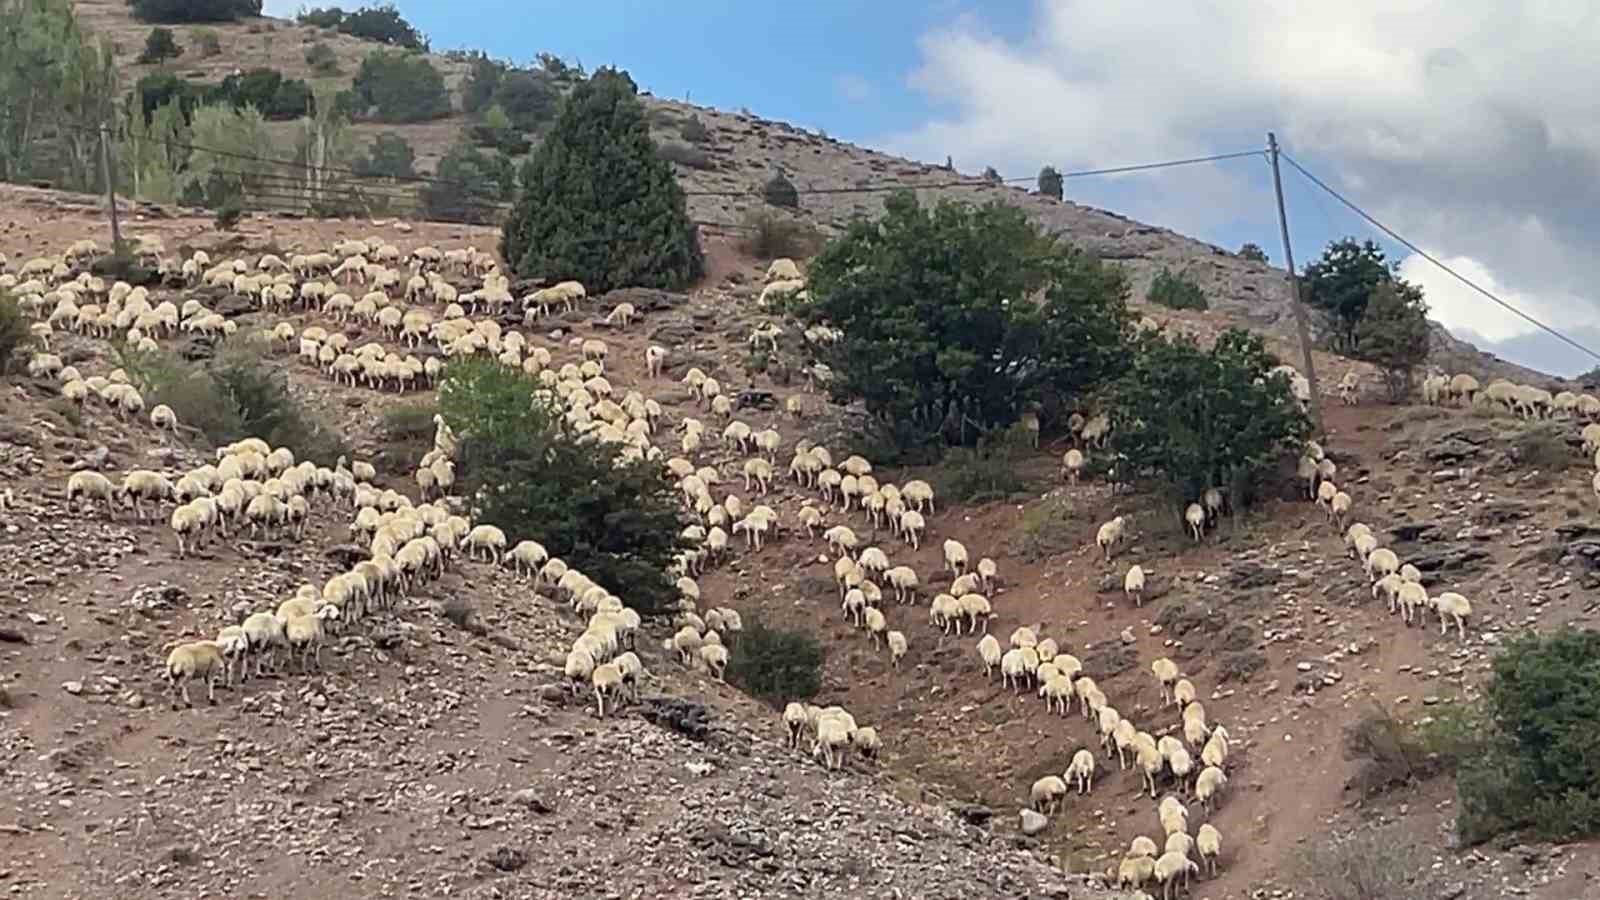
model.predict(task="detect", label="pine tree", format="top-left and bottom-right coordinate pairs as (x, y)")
top-left (500, 67), bottom-right (703, 293)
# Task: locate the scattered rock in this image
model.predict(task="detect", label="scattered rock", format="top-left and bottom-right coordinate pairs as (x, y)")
top-left (1020, 809), bottom-right (1049, 835)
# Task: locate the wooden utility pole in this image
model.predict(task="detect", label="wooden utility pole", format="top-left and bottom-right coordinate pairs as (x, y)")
top-left (1267, 131), bottom-right (1324, 434)
top-left (98, 123), bottom-right (122, 252)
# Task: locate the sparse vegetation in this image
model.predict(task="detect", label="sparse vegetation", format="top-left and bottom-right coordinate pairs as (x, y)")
top-left (376, 402), bottom-right (436, 471)
top-left (726, 619), bottom-right (825, 706)
top-left (1010, 495), bottom-right (1076, 562)
top-left (138, 26), bottom-right (182, 63)
top-left (304, 41), bottom-right (339, 75)
top-left (1343, 705), bottom-right (1440, 796)
top-left (786, 189), bottom-right (1131, 451)
top-left (679, 114), bottom-right (709, 144)
top-left (982, 165), bottom-right (1002, 183)
top-left (1036, 165), bottom-right (1063, 200)
top-left (352, 132), bottom-right (416, 181)
top-left (1238, 242), bottom-right (1269, 263)
top-left (0, 290), bottom-right (32, 375)
top-left (763, 171), bottom-right (799, 208)
top-left (501, 67), bottom-right (703, 293)
top-left (438, 358), bottom-right (689, 616)
top-left (117, 343), bottom-right (347, 463)
top-left (210, 67), bottom-right (312, 120)
top-left (419, 141), bottom-right (514, 224)
top-left (1508, 422), bottom-right (1572, 475)
top-left (657, 141), bottom-right (714, 170)
top-left (1292, 825), bottom-right (1427, 900)
top-left (1146, 267), bottom-right (1208, 311)
top-left (192, 27), bottom-right (220, 56)
top-left (0, 0), bottom-right (118, 191)
top-left (351, 50), bottom-right (451, 122)
top-left (1106, 328), bottom-right (1311, 511)
top-left (737, 210), bottom-right (822, 260)
top-left (1355, 279), bottom-right (1431, 401)
top-left (213, 197), bottom-right (243, 229)
top-left (127, 0), bottom-right (260, 24)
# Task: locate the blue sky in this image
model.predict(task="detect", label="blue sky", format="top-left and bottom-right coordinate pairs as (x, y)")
top-left (264, 1), bottom-right (1600, 377)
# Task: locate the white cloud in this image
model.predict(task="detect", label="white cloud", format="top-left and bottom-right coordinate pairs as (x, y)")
top-left (882, 1), bottom-right (1600, 371)
top-left (835, 74), bottom-right (874, 104)
top-left (1397, 253), bottom-right (1599, 344)
top-left (261, 0), bottom-right (302, 17)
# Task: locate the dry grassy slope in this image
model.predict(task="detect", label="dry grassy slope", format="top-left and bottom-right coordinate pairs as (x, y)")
top-left (73, 0), bottom-right (1556, 387)
top-left (0, 205), bottom-right (1132, 898)
top-left (4, 175), bottom-right (1600, 899)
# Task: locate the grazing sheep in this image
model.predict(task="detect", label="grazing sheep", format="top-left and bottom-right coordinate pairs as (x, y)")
top-left (164, 640), bottom-right (227, 708)
top-left (943, 538), bottom-right (969, 574)
top-left (1151, 657), bottom-right (1179, 705)
top-left (976, 633), bottom-right (1003, 677)
top-left (592, 662), bottom-right (624, 717)
top-left (1154, 850), bottom-right (1199, 899)
top-left (1030, 774), bottom-right (1068, 816)
top-left (1196, 823), bottom-right (1222, 877)
top-left (886, 630), bottom-right (907, 668)
top-left (1195, 765), bottom-right (1228, 811)
top-left (66, 471), bottom-right (117, 518)
top-left (1184, 503), bottom-right (1206, 542)
top-left (1365, 547), bottom-right (1400, 582)
top-left (464, 524), bottom-right (508, 563)
top-left (1118, 856), bottom-right (1156, 891)
top-left (1067, 747), bottom-right (1097, 794)
top-left (1124, 564), bottom-right (1146, 606)
top-left (1061, 448), bottom-right (1085, 483)
top-left (1432, 591), bottom-right (1471, 639)
top-left (1096, 515), bottom-right (1128, 561)
top-left (699, 643), bottom-right (729, 680)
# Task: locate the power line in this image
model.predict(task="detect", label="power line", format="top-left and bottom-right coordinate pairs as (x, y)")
top-left (1279, 150), bottom-right (1600, 365)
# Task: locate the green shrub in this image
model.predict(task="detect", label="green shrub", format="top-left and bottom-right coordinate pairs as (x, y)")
top-left (932, 436), bottom-right (1031, 505)
top-left (491, 71), bottom-right (559, 132)
top-left (1355, 279), bottom-right (1430, 400)
top-left (376, 402), bottom-right (436, 472)
top-left (117, 344), bottom-right (347, 464)
top-left (193, 27), bottom-right (221, 57)
top-left (501, 68), bottom-right (703, 293)
top-left (0, 290), bottom-right (33, 375)
top-left (1237, 242), bottom-right (1268, 263)
top-left (1343, 705), bottom-right (1440, 796)
top-left (352, 132), bottom-right (416, 180)
top-left (1146, 267), bottom-right (1208, 311)
top-left (736, 210), bottom-right (822, 260)
top-left (1036, 165), bottom-right (1063, 200)
top-left (1509, 422), bottom-right (1573, 474)
top-left (726, 619), bottom-right (825, 705)
top-left (209, 67), bottom-right (312, 120)
top-left (128, 0), bottom-right (260, 24)
top-left (657, 141), bottom-right (714, 170)
top-left (304, 41), bottom-right (339, 75)
top-left (982, 165), bottom-right (1002, 183)
top-left (679, 114), bottom-right (709, 144)
top-left (352, 50), bottom-right (451, 122)
top-left (419, 142), bottom-right (515, 224)
top-left (214, 199), bottom-right (242, 230)
top-left (138, 26), bottom-right (182, 63)
top-left (1010, 495), bottom-right (1076, 562)
top-left (300, 4), bottom-right (426, 50)
top-left (439, 358), bottom-right (689, 616)
top-left (762, 171), bottom-right (798, 208)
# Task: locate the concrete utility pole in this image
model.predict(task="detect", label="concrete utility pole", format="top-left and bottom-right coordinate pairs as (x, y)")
top-left (98, 123), bottom-right (122, 252)
top-left (1267, 131), bottom-right (1324, 435)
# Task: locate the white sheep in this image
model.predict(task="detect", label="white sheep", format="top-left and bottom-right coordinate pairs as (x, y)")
top-left (1096, 515), bottom-right (1127, 561)
top-left (592, 662), bottom-right (624, 717)
top-left (976, 633), bottom-right (1003, 677)
top-left (464, 524), bottom-right (508, 563)
top-left (1195, 765), bottom-right (1228, 811)
top-left (1184, 503), bottom-right (1206, 542)
top-left (886, 630), bottom-right (907, 668)
top-left (1432, 591), bottom-right (1471, 639)
top-left (943, 538), bottom-right (969, 574)
top-left (1124, 565), bottom-right (1146, 606)
top-left (66, 471), bottom-right (117, 518)
top-left (1066, 747), bottom-right (1097, 794)
top-left (1196, 823), bottom-right (1222, 878)
top-left (1151, 657), bottom-right (1179, 706)
top-left (1030, 774), bottom-right (1068, 816)
top-left (1154, 851), bottom-right (1198, 898)
top-left (164, 640), bottom-right (227, 707)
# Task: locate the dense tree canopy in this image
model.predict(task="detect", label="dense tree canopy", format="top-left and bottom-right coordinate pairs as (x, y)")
top-left (790, 190), bottom-right (1132, 447)
top-left (438, 359), bottom-right (689, 616)
top-left (1303, 237), bottom-right (1400, 353)
top-left (128, 0), bottom-right (259, 24)
top-left (352, 50), bottom-right (451, 122)
top-left (1355, 280), bottom-right (1431, 401)
top-left (1105, 328), bottom-right (1311, 508)
top-left (500, 68), bottom-right (703, 292)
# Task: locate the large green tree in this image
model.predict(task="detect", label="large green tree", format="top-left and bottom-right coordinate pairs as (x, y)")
top-left (1355, 279), bottom-right (1431, 401)
top-left (438, 358), bottom-right (689, 616)
top-left (351, 50), bottom-right (450, 123)
top-left (1303, 237), bottom-right (1401, 353)
top-left (790, 190), bottom-right (1131, 447)
top-left (183, 101), bottom-right (276, 207)
top-left (1106, 328), bottom-right (1311, 510)
top-left (127, 0), bottom-right (259, 23)
top-left (0, 0), bottom-right (117, 191)
top-left (120, 98), bottom-right (187, 203)
top-left (501, 67), bottom-right (703, 292)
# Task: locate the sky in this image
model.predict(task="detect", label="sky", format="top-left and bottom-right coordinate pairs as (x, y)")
top-left (265, 0), bottom-right (1600, 377)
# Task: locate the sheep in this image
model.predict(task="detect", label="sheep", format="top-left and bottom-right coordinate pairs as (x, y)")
top-left (164, 640), bottom-right (227, 708)
top-left (1136, 742), bottom-right (1165, 798)
top-left (943, 538), bottom-right (969, 574)
top-left (1184, 502), bottom-right (1206, 542)
top-left (765, 258), bottom-right (802, 282)
top-left (508, 540), bottom-right (549, 580)
top-left (1330, 490), bottom-right (1352, 530)
top-left (66, 471), bottom-right (117, 518)
top-left (1030, 774), bottom-right (1069, 816)
top-left (169, 501), bottom-right (209, 558)
top-left (1096, 515), bottom-right (1127, 561)
top-left (1188, 822), bottom-right (1221, 880)
top-left (863, 607), bottom-right (888, 649)
top-left (464, 524), bottom-right (508, 563)
top-left (1124, 564), bottom-right (1146, 606)
top-left (592, 662), bottom-right (625, 717)
top-left (150, 403), bottom-right (179, 433)
top-left (976, 634), bottom-right (1003, 677)
top-left (1396, 580), bottom-right (1428, 625)
top-left (1365, 547), bottom-right (1400, 582)
top-left (700, 643), bottom-right (730, 680)
top-left (1432, 591), bottom-right (1471, 639)
top-left (1195, 765), bottom-right (1228, 811)
top-left (898, 509), bottom-right (926, 549)
top-left (884, 565), bottom-right (920, 604)
top-left (1118, 856), bottom-right (1157, 891)
top-left (1151, 657), bottom-right (1180, 706)
top-left (1154, 851), bottom-right (1198, 899)
top-left (284, 607), bottom-right (337, 672)
top-left (812, 716), bottom-right (854, 771)
top-left (886, 630), bottom-right (907, 668)
top-left (1067, 747), bottom-right (1097, 794)
top-left (958, 593), bottom-right (991, 634)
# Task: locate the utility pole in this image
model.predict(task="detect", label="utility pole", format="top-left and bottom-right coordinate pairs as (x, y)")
top-left (1267, 131), bottom-right (1324, 434)
top-left (98, 123), bottom-right (122, 253)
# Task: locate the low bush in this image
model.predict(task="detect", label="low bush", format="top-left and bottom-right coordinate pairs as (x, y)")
top-left (931, 436), bottom-right (1031, 505)
top-left (1343, 705), bottom-right (1440, 796)
top-left (138, 27), bottom-right (182, 64)
top-left (117, 343), bottom-right (347, 463)
top-left (763, 171), bottom-right (798, 208)
top-left (737, 210), bottom-right (823, 261)
top-left (1010, 495), bottom-right (1076, 562)
top-left (657, 141), bottom-right (714, 171)
top-left (1292, 825), bottom-right (1426, 900)
top-left (214, 199), bottom-right (242, 230)
top-left (1508, 422), bottom-right (1572, 475)
top-left (678, 114), bottom-right (709, 144)
top-left (192, 28), bottom-right (221, 57)
top-left (439, 358), bottom-right (688, 616)
top-left (1146, 267), bottom-right (1208, 311)
top-left (376, 402), bottom-right (436, 472)
top-left (304, 41), bottom-right (340, 75)
top-left (726, 619), bottom-right (825, 706)
top-left (0, 290), bottom-right (32, 376)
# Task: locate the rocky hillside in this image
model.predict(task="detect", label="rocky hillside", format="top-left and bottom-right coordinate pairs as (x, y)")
top-left (71, 0), bottom-right (1554, 387)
